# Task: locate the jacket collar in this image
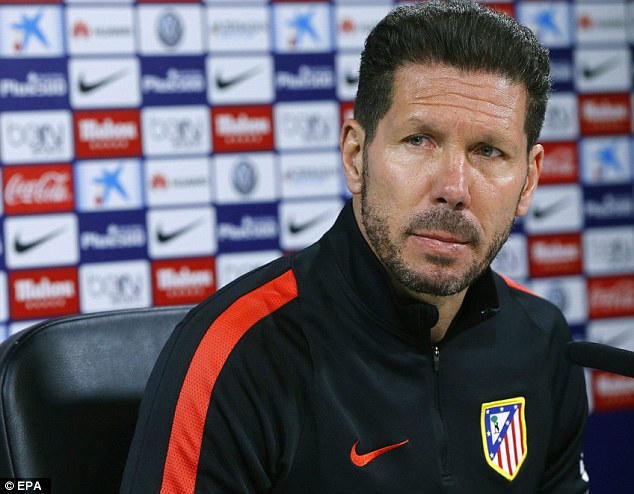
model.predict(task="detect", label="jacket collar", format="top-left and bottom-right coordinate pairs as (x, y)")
top-left (325, 202), bottom-right (500, 346)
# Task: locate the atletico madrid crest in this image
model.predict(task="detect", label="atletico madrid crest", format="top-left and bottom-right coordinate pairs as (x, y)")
top-left (481, 397), bottom-right (527, 481)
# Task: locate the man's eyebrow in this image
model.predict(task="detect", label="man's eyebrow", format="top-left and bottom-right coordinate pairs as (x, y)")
top-left (402, 118), bottom-right (516, 143)
top-left (475, 133), bottom-right (517, 147)
top-left (400, 117), bottom-right (442, 133)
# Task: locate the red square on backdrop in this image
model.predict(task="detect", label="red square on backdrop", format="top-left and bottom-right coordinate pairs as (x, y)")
top-left (152, 257), bottom-right (216, 306)
top-left (528, 233), bottom-right (583, 278)
top-left (588, 275), bottom-right (634, 319)
top-left (579, 93), bottom-right (631, 136)
top-left (212, 106), bottom-right (274, 153)
top-left (3, 164), bottom-right (74, 215)
top-left (9, 267), bottom-right (79, 320)
top-left (74, 110), bottom-right (142, 159)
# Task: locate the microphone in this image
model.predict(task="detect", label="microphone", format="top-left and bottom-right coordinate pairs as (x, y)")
top-left (566, 341), bottom-right (634, 379)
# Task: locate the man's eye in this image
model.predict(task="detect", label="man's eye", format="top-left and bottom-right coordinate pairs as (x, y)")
top-left (408, 135), bottom-right (428, 146)
top-left (477, 145), bottom-right (502, 158)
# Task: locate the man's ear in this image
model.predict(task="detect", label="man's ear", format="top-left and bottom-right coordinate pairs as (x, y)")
top-left (340, 119), bottom-right (365, 195)
top-left (516, 143), bottom-right (543, 217)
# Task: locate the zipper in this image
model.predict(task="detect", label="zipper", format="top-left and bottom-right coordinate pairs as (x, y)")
top-left (431, 344), bottom-right (450, 480)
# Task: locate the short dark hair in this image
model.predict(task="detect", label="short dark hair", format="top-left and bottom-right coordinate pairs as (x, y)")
top-left (354, 0), bottom-right (552, 150)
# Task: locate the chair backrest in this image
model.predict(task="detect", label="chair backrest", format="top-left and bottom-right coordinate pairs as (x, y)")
top-left (0, 305), bottom-right (192, 494)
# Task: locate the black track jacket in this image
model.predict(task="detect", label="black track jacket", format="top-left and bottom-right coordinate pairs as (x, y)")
top-left (121, 202), bottom-right (589, 494)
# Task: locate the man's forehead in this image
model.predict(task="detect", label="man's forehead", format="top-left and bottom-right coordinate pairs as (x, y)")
top-left (393, 63), bottom-right (524, 94)
top-left (391, 64), bottom-right (527, 118)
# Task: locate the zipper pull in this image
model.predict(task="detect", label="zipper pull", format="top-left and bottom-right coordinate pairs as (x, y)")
top-left (433, 345), bottom-right (440, 372)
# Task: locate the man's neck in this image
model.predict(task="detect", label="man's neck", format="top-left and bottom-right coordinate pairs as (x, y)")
top-left (424, 291), bottom-right (468, 343)
top-left (395, 282), bottom-right (468, 344)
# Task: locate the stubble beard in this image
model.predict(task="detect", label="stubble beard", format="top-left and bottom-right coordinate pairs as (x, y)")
top-left (360, 162), bottom-right (517, 297)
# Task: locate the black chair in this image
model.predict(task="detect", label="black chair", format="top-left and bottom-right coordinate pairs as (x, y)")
top-left (0, 305), bottom-right (192, 494)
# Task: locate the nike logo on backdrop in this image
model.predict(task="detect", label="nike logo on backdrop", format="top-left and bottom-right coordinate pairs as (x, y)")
top-left (582, 56), bottom-right (622, 79)
top-left (215, 66), bottom-right (261, 90)
top-left (345, 72), bottom-right (359, 85)
top-left (14, 226), bottom-right (66, 253)
top-left (156, 218), bottom-right (205, 243)
top-left (350, 439), bottom-right (409, 467)
top-left (79, 68), bottom-right (130, 93)
top-left (531, 196), bottom-right (569, 220)
top-left (288, 212), bottom-right (329, 235)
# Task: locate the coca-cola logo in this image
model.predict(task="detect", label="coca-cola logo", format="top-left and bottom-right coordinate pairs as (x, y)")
top-left (589, 276), bottom-right (634, 318)
top-left (3, 165), bottom-right (74, 214)
top-left (6, 171), bottom-right (70, 205)
top-left (540, 142), bottom-right (578, 184)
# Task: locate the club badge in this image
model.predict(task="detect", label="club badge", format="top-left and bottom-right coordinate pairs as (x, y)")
top-left (481, 397), bottom-right (527, 481)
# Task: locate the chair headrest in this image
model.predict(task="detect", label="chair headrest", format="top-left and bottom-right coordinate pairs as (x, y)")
top-left (0, 305), bottom-right (192, 493)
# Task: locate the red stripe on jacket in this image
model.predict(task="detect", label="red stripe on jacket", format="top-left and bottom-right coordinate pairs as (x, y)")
top-left (499, 273), bottom-right (539, 298)
top-left (160, 269), bottom-right (299, 494)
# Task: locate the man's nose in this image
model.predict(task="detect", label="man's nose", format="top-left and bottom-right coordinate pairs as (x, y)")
top-left (430, 150), bottom-right (472, 210)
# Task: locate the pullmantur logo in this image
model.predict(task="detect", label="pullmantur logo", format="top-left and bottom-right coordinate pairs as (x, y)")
top-left (78, 210), bottom-right (146, 263)
top-left (140, 56), bottom-right (206, 106)
top-left (275, 54), bottom-right (336, 101)
top-left (584, 186), bottom-right (634, 227)
top-left (0, 59), bottom-right (68, 110)
top-left (216, 203), bottom-right (279, 252)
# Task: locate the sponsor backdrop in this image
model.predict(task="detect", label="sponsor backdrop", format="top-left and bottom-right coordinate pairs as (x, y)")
top-left (0, 0), bottom-right (632, 489)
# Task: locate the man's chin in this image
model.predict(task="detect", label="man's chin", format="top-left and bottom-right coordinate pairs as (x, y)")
top-left (394, 268), bottom-right (472, 298)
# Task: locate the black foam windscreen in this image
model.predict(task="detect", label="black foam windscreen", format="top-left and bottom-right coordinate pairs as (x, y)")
top-left (566, 341), bottom-right (634, 379)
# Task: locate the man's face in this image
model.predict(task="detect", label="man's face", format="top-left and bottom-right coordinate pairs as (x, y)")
top-left (341, 64), bottom-right (542, 298)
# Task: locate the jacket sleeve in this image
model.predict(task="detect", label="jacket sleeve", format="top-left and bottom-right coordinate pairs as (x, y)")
top-left (538, 311), bottom-right (590, 494)
top-left (120, 270), bottom-right (309, 494)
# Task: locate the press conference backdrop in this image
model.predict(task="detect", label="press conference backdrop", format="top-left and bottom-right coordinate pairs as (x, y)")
top-left (0, 0), bottom-right (631, 489)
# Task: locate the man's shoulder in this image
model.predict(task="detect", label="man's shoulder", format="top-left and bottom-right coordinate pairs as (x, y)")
top-left (158, 252), bottom-right (306, 385)
top-left (493, 271), bottom-right (568, 334)
top-left (188, 253), bottom-right (299, 330)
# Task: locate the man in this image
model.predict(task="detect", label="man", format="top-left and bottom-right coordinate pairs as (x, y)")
top-left (121, 2), bottom-right (589, 493)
